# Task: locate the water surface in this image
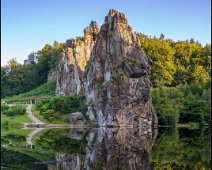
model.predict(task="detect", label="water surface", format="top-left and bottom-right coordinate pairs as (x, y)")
top-left (1, 127), bottom-right (211, 170)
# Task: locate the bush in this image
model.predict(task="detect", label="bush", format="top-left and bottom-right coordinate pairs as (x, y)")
top-left (11, 105), bottom-right (26, 115)
top-left (35, 95), bottom-right (87, 123)
top-left (1, 105), bottom-right (10, 112)
top-left (2, 121), bottom-right (9, 129)
top-left (3, 110), bottom-right (15, 116)
top-left (2, 105), bottom-right (26, 116)
top-left (42, 109), bottom-right (55, 120)
top-left (35, 100), bottom-right (43, 110)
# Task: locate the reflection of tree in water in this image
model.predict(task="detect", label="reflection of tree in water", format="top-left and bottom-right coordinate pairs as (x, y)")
top-left (41, 127), bottom-right (158, 170)
top-left (151, 127), bottom-right (211, 170)
top-left (35, 128), bottom-right (88, 156)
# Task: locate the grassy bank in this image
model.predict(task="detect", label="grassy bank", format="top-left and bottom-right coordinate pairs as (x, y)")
top-left (1, 105), bottom-right (32, 147)
top-left (3, 81), bottom-right (56, 103)
top-left (1, 105), bottom-right (32, 137)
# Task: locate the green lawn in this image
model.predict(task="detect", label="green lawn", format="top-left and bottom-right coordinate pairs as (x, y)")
top-left (1, 112), bottom-right (32, 137)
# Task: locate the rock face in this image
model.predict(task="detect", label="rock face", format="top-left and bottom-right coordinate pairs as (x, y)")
top-left (49, 9), bottom-right (157, 127)
top-left (84, 9), bottom-right (157, 127)
top-left (55, 21), bottom-right (100, 96)
top-left (69, 112), bottom-right (87, 124)
top-left (47, 67), bottom-right (58, 82)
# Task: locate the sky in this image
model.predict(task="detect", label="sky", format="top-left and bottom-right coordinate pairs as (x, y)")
top-left (1, 0), bottom-right (211, 66)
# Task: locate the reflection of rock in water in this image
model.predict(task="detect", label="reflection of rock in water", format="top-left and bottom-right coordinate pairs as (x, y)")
top-left (69, 128), bottom-right (87, 140)
top-left (48, 128), bottom-right (158, 170)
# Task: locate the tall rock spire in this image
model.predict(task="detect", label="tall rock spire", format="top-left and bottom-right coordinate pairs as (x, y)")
top-left (84, 9), bottom-right (158, 127)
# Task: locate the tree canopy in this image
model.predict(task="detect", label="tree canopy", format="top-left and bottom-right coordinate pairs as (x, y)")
top-left (1, 41), bottom-right (65, 98)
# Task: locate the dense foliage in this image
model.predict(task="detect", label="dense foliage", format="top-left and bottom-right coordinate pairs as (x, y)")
top-left (137, 33), bottom-right (211, 87)
top-left (35, 129), bottom-right (87, 155)
top-left (1, 105), bottom-right (26, 117)
top-left (151, 82), bottom-right (211, 126)
top-left (151, 128), bottom-right (211, 169)
top-left (1, 41), bottom-right (65, 98)
top-left (35, 96), bottom-right (87, 122)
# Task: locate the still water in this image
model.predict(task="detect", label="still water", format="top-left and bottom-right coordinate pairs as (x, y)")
top-left (1, 127), bottom-right (211, 170)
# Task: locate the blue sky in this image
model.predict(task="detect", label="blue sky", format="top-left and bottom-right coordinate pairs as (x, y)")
top-left (1, 0), bottom-right (211, 66)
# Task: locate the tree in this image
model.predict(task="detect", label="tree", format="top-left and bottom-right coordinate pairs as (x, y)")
top-left (8, 58), bottom-right (18, 68)
top-left (24, 52), bottom-right (38, 64)
top-left (159, 33), bottom-right (165, 40)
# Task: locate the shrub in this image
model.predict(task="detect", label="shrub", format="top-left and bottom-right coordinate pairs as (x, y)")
top-left (11, 105), bottom-right (26, 115)
top-left (2, 121), bottom-right (9, 129)
top-left (35, 95), bottom-right (87, 123)
top-left (2, 105), bottom-right (26, 116)
top-left (35, 100), bottom-right (43, 110)
top-left (1, 105), bottom-right (10, 112)
top-left (2, 110), bottom-right (14, 116)
top-left (42, 109), bottom-right (55, 120)
top-left (96, 83), bottom-right (104, 90)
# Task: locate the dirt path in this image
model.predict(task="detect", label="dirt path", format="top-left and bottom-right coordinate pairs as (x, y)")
top-left (26, 128), bottom-right (44, 145)
top-left (26, 104), bottom-right (44, 124)
top-left (26, 104), bottom-right (44, 145)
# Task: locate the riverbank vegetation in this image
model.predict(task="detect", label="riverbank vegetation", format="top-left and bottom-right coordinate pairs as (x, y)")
top-left (151, 82), bottom-right (211, 126)
top-left (34, 96), bottom-right (87, 123)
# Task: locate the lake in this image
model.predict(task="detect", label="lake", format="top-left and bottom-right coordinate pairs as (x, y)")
top-left (1, 127), bottom-right (211, 170)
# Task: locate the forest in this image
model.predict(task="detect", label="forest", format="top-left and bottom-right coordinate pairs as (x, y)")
top-left (1, 34), bottom-right (211, 126)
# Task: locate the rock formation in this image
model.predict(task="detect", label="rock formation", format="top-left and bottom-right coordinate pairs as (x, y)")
top-left (52, 21), bottom-right (99, 96)
top-left (48, 9), bottom-right (157, 127)
top-left (84, 9), bottom-right (157, 127)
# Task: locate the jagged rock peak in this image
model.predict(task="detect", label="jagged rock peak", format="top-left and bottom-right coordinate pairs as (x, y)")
top-left (105, 9), bottom-right (128, 24)
top-left (65, 21), bottom-right (100, 48)
top-left (53, 21), bottom-right (100, 96)
top-left (85, 9), bottom-right (157, 127)
top-left (84, 21), bottom-right (100, 40)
